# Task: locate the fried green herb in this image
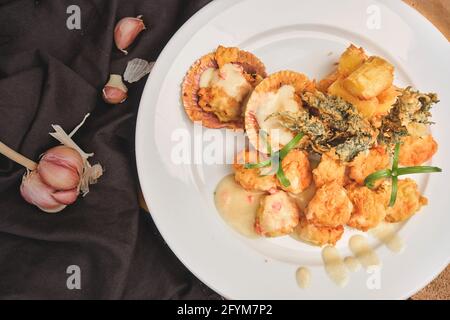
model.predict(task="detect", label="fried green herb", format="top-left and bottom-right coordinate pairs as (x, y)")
top-left (378, 86), bottom-right (438, 146)
top-left (271, 91), bottom-right (376, 162)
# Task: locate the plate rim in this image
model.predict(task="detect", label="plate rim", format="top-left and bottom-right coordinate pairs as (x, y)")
top-left (136, 0), bottom-right (450, 299)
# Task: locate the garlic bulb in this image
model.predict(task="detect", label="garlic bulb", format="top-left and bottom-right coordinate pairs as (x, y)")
top-left (114, 15), bottom-right (146, 55)
top-left (18, 114), bottom-right (103, 213)
top-left (102, 74), bottom-right (128, 104)
top-left (20, 171), bottom-right (66, 213)
top-left (20, 146), bottom-right (86, 213)
top-left (38, 146), bottom-right (83, 190)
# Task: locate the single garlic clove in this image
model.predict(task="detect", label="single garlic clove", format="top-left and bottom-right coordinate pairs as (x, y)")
top-left (38, 146), bottom-right (83, 190)
top-left (52, 188), bottom-right (79, 205)
top-left (114, 15), bottom-right (146, 55)
top-left (102, 74), bottom-right (128, 104)
top-left (20, 171), bottom-right (67, 213)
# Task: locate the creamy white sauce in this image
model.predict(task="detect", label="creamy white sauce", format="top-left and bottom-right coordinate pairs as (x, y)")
top-left (369, 223), bottom-right (404, 253)
top-left (295, 267), bottom-right (311, 289)
top-left (289, 183), bottom-right (317, 210)
top-left (344, 256), bottom-right (361, 272)
top-left (255, 85), bottom-right (300, 146)
top-left (214, 175), bottom-right (262, 238)
top-left (321, 246), bottom-right (349, 287)
top-left (199, 63), bottom-right (251, 101)
top-left (349, 235), bottom-right (381, 268)
top-left (199, 68), bottom-right (217, 88)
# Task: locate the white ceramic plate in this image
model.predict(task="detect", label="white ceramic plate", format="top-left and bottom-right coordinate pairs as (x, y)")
top-left (136, 0), bottom-right (450, 299)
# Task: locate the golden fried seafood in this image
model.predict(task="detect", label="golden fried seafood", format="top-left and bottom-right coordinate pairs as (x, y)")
top-left (233, 150), bottom-right (277, 192)
top-left (346, 183), bottom-right (387, 231)
top-left (305, 182), bottom-right (353, 227)
top-left (384, 179), bottom-right (428, 223)
top-left (182, 45), bottom-right (266, 129)
top-left (343, 56), bottom-right (394, 100)
top-left (293, 214), bottom-right (344, 246)
top-left (399, 135), bottom-right (438, 166)
top-left (349, 146), bottom-right (390, 185)
top-left (312, 153), bottom-right (348, 188)
top-left (278, 150), bottom-right (312, 194)
top-left (255, 190), bottom-right (300, 237)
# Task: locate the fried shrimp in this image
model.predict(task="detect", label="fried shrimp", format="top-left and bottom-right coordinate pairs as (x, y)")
top-left (312, 153), bottom-right (348, 188)
top-left (349, 146), bottom-right (390, 185)
top-left (294, 214), bottom-right (344, 246)
top-left (278, 150), bottom-right (312, 194)
top-left (398, 135), bottom-right (438, 166)
top-left (305, 182), bottom-right (353, 227)
top-left (384, 178), bottom-right (428, 223)
top-left (255, 190), bottom-right (300, 237)
top-left (233, 150), bottom-right (277, 192)
top-left (346, 183), bottom-right (387, 231)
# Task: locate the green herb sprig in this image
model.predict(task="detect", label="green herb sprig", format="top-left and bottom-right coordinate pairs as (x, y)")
top-left (244, 131), bottom-right (304, 187)
top-left (364, 142), bottom-right (441, 207)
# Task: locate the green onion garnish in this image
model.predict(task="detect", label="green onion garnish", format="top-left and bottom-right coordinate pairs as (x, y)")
top-left (276, 166), bottom-right (291, 187)
top-left (364, 169), bottom-right (392, 189)
top-left (244, 159), bottom-right (272, 169)
top-left (389, 176), bottom-right (398, 207)
top-left (364, 142), bottom-right (442, 207)
top-left (279, 132), bottom-right (304, 160)
top-left (396, 166), bottom-right (442, 175)
top-left (243, 132), bottom-right (304, 187)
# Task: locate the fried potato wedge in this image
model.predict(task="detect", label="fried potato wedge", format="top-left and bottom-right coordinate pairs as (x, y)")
top-left (343, 56), bottom-right (394, 100)
top-left (338, 45), bottom-right (367, 77)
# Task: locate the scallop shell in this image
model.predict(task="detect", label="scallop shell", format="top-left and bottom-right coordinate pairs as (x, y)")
top-left (245, 71), bottom-right (314, 153)
top-left (181, 47), bottom-right (266, 130)
top-left (124, 58), bottom-right (154, 83)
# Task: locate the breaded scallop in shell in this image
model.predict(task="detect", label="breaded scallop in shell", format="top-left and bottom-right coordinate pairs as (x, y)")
top-left (245, 71), bottom-right (314, 153)
top-left (181, 47), bottom-right (266, 129)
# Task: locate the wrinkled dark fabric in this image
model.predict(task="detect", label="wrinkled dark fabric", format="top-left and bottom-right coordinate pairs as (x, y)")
top-left (0, 0), bottom-right (220, 299)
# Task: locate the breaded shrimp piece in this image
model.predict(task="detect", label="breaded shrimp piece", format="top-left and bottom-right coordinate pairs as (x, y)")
top-left (294, 214), bottom-right (344, 246)
top-left (233, 150), bottom-right (277, 192)
top-left (346, 183), bottom-right (387, 231)
top-left (255, 190), bottom-right (300, 237)
top-left (349, 146), bottom-right (390, 185)
top-left (384, 178), bottom-right (428, 223)
top-left (313, 153), bottom-right (348, 188)
top-left (399, 135), bottom-right (438, 166)
top-left (278, 149), bottom-right (312, 194)
top-left (305, 182), bottom-right (353, 227)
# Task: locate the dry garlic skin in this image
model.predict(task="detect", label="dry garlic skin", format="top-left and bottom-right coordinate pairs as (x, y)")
top-left (255, 191), bottom-right (300, 237)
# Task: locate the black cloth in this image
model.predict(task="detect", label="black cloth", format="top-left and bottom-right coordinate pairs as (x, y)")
top-left (0, 0), bottom-right (220, 299)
